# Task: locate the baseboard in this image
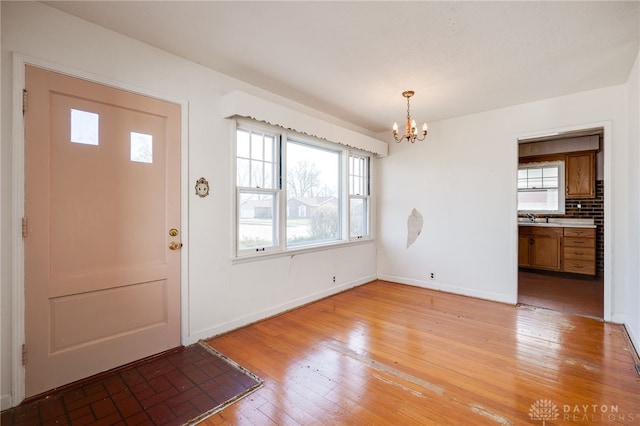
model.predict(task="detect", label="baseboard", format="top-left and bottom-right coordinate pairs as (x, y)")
top-left (377, 274), bottom-right (515, 305)
top-left (187, 274), bottom-right (376, 343)
top-left (1, 393), bottom-right (13, 411)
top-left (622, 323), bottom-right (640, 376)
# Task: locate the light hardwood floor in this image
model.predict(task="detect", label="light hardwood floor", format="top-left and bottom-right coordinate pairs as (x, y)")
top-left (204, 280), bottom-right (640, 425)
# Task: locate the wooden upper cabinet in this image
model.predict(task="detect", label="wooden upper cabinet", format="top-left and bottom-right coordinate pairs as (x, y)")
top-left (565, 151), bottom-right (596, 198)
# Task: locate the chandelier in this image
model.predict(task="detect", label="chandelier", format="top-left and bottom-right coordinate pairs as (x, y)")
top-left (392, 90), bottom-right (428, 143)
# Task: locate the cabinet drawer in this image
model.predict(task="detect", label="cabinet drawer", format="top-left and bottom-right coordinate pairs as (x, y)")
top-left (564, 228), bottom-right (595, 238)
top-left (531, 227), bottom-right (563, 237)
top-left (564, 247), bottom-right (595, 261)
top-left (564, 259), bottom-right (596, 275)
top-left (564, 237), bottom-right (595, 248)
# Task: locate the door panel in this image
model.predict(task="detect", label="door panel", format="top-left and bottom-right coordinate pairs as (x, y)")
top-left (24, 65), bottom-right (182, 397)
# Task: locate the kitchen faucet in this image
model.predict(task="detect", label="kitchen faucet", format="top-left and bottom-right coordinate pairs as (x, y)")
top-left (527, 213), bottom-right (536, 223)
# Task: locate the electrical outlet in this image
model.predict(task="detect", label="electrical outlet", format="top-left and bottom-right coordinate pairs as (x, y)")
top-left (429, 272), bottom-right (435, 280)
top-left (332, 276), bottom-right (336, 283)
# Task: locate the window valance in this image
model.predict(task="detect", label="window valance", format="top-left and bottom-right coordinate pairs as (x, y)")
top-left (221, 90), bottom-right (388, 157)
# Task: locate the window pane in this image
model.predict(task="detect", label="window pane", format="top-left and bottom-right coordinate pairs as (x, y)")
top-left (237, 158), bottom-right (250, 186)
top-left (349, 155), bottom-right (368, 195)
top-left (518, 189), bottom-right (559, 211)
top-left (237, 129), bottom-right (250, 158)
top-left (70, 109), bottom-right (99, 146)
top-left (286, 141), bottom-right (340, 246)
top-left (251, 162), bottom-right (264, 188)
top-left (528, 168), bottom-right (542, 178)
top-left (238, 192), bottom-right (277, 250)
top-left (264, 135), bottom-right (274, 161)
top-left (543, 167), bottom-right (558, 178)
top-left (350, 198), bottom-right (368, 238)
top-left (130, 132), bottom-right (153, 163)
top-left (543, 176), bottom-right (558, 188)
top-left (236, 128), bottom-right (277, 189)
top-left (528, 177), bottom-right (543, 188)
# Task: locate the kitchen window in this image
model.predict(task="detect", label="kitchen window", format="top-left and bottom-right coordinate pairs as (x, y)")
top-left (517, 161), bottom-right (565, 214)
top-left (235, 120), bottom-right (372, 258)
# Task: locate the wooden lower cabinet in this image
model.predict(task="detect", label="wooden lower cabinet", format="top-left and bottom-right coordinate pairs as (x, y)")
top-left (518, 227), bottom-right (562, 271)
top-left (518, 226), bottom-right (596, 276)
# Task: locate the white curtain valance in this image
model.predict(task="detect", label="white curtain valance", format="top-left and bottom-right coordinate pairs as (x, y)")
top-left (221, 90), bottom-right (388, 157)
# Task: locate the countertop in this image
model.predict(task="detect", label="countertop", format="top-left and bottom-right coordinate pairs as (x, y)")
top-left (517, 218), bottom-right (596, 228)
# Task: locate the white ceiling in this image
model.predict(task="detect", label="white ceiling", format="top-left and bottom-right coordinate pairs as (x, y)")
top-left (43, 1), bottom-right (640, 134)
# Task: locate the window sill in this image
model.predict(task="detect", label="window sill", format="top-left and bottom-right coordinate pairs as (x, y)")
top-left (231, 238), bottom-right (375, 265)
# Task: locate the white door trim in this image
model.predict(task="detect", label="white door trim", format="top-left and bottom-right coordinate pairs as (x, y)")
top-left (10, 52), bottom-right (190, 406)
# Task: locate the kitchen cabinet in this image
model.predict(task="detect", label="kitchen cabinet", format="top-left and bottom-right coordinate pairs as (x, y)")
top-left (518, 228), bottom-right (533, 267)
top-left (563, 227), bottom-right (596, 275)
top-left (518, 226), bottom-right (563, 271)
top-left (565, 151), bottom-right (595, 198)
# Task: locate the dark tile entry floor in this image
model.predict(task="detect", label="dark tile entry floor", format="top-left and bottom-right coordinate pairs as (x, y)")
top-left (1, 343), bottom-right (262, 426)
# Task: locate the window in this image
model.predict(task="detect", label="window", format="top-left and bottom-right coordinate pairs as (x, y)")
top-left (236, 127), bottom-right (279, 252)
top-left (517, 161), bottom-right (565, 214)
top-left (349, 154), bottom-right (370, 239)
top-left (286, 140), bottom-right (340, 247)
top-left (235, 120), bottom-right (372, 257)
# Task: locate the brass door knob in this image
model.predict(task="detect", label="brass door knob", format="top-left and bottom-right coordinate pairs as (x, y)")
top-left (169, 242), bottom-right (183, 250)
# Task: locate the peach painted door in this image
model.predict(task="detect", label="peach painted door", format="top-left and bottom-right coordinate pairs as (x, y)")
top-left (24, 65), bottom-right (182, 397)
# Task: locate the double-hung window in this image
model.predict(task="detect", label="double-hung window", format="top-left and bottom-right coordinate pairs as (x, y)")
top-left (235, 120), bottom-right (372, 257)
top-left (517, 161), bottom-right (565, 214)
top-left (236, 126), bottom-right (280, 252)
top-left (349, 154), bottom-right (370, 239)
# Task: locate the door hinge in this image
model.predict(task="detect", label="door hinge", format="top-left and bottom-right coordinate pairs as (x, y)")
top-left (22, 343), bottom-right (27, 365)
top-left (22, 89), bottom-right (28, 114)
top-left (22, 217), bottom-right (28, 238)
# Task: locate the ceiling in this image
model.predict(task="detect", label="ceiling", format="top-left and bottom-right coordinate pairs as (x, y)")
top-left (43, 1), bottom-right (640, 134)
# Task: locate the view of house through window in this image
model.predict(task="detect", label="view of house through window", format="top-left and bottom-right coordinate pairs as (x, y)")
top-left (286, 140), bottom-right (340, 246)
top-left (235, 121), bottom-right (371, 256)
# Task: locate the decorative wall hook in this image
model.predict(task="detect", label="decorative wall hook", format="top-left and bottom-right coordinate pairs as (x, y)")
top-left (195, 177), bottom-right (210, 198)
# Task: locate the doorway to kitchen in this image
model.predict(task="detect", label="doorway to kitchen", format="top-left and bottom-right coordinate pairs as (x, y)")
top-left (517, 127), bottom-right (605, 320)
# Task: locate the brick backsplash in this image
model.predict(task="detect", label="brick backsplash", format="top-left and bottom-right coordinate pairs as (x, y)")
top-left (564, 180), bottom-right (604, 274)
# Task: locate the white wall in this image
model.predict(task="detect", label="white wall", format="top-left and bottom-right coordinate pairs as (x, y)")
top-left (2, 0), bottom-right (639, 411)
top-left (625, 50), bottom-right (640, 351)
top-left (0, 2), bottom-right (378, 408)
top-left (377, 85), bottom-right (630, 319)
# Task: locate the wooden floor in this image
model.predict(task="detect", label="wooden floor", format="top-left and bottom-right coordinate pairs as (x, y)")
top-left (518, 270), bottom-right (604, 319)
top-left (203, 280), bottom-right (640, 425)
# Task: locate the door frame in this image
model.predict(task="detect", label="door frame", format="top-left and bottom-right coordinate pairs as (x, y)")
top-left (513, 121), bottom-right (613, 322)
top-left (10, 53), bottom-right (190, 405)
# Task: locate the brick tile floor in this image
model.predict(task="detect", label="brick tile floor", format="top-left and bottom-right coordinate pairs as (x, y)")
top-left (1, 343), bottom-right (261, 426)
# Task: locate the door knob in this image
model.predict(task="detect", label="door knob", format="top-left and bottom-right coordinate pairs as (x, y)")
top-left (169, 242), bottom-right (183, 250)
